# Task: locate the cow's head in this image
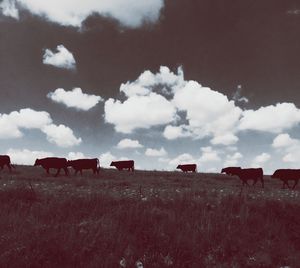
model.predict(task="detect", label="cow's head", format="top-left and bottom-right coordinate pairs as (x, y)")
top-left (110, 161), bottom-right (115, 167)
top-left (34, 159), bottom-right (40, 166)
top-left (176, 165), bottom-right (181, 169)
top-left (271, 170), bottom-right (280, 179)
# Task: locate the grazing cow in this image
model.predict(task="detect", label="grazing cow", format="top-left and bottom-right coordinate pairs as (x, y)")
top-left (271, 169), bottom-right (300, 189)
top-left (176, 164), bottom-right (197, 173)
top-left (0, 155), bottom-right (13, 171)
top-left (221, 167), bottom-right (264, 188)
top-left (34, 157), bottom-right (68, 177)
top-left (67, 158), bottom-right (100, 175)
top-left (110, 160), bottom-right (134, 171)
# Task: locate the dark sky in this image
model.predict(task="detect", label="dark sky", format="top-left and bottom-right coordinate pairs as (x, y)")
top-left (1, 0), bottom-right (300, 173)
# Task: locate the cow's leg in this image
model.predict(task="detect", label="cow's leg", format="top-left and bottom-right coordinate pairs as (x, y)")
top-left (55, 168), bottom-right (61, 177)
top-left (7, 164), bottom-right (12, 172)
top-left (253, 179), bottom-right (257, 186)
top-left (74, 169), bottom-right (78, 175)
top-left (292, 179), bottom-right (299, 190)
top-left (46, 168), bottom-right (50, 174)
top-left (80, 169), bottom-right (83, 176)
top-left (260, 177), bottom-right (264, 188)
top-left (64, 167), bottom-right (68, 176)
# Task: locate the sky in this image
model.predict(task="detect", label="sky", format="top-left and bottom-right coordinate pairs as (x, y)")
top-left (1, 0), bottom-right (300, 174)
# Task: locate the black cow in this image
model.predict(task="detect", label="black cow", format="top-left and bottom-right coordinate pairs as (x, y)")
top-left (67, 158), bottom-right (100, 175)
top-left (0, 155), bottom-right (13, 171)
top-left (176, 164), bottom-right (197, 173)
top-left (221, 167), bottom-right (264, 188)
top-left (271, 169), bottom-right (300, 189)
top-left (34, 157), bottom-right (68, 176)
top-left (110, 160), bottom-right (134, 171)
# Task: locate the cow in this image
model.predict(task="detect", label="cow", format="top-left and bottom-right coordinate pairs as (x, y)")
top-left (67, 158), bottom-right (100, 175)
top-left (34, 157), bottom-right (68, 177)
top-left (221, 167), bottom-right (264, 188)
top-left (176, 164), bottom-right (197, 173)
top-left (110, 160), bottom-right (134, 171)
top-left (271, 169), bottom-right (300, 189)
top-left (0, 155), bottom-right (13, 171)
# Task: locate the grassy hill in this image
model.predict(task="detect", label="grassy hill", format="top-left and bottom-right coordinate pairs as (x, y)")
top-left (0, 166), bottom-right (299, 267)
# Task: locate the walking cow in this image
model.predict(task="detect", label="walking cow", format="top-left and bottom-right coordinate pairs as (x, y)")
top-left (221, 167), bottom-right (264, 188)
top-left (176, 164), bottom-right (197, 173)
top-left (67, 158), bottom-right (100, 175)
top-left (110, 160), bottom-right (134, 171)
top-left (0, 155), bottom-right (13, 171)
top-left (34, 157), bottom-right (68, 177)
top-left (271, 169), bottom-right (300, 189)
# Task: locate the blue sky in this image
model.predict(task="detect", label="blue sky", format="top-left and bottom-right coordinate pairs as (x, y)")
top-left (1, 0), bottom-right (300, 174)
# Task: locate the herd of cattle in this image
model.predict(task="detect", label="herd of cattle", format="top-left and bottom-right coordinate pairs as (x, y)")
top-left (0, 155), bottom-right (299, 190)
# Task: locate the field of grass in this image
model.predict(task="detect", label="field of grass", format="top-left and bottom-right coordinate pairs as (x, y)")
top-left (0, 166), bottom-right (299, 268)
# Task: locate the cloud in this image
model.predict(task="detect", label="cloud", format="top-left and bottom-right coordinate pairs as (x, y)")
top-left (7, 148), bottom-right (53, 165)
top-left (105, 66), bottom-right (242, 145)
top-left (43, 45), bottom-right (76, 70)
top-left (0, 0), bottom-right (19, 19)
top-left (272, 133), bottom-right (300, 163)
top-left (199, 146), bottom-right (221, 163)
top-left (224, 152), bottom-right (243, 167)
top-left (99, 151), bottom-right (120, 168)
top-left (239, 103), bottom-right (300, 133)
top-left (104, 93), bottom-right (176, 133)
top-left (163, 125), bottom-right (191, 140)
top-left (251, 152), bottom-right (271, 167)
top-left (67, 152), bottom-right (86, 160)
top-left (2, 0), bottom-right (164, 28)
top-left (232, 85), bottom-right (249, 104)
top-left (42, 124), bottom-right (82, 148)
top-left (47, 88), bottom-right (103, 111)
top-left (116, 138), bottom-right (143, 149)
top-left (272, 133), bottom-right (296, 148)
top-left (145, 147), bottom-right (167, 157)
top-left (0, 108), bottom-right (82, 148)
top-left (168, 153), bottom-right (196, 167)
top-left (0, 108), bottom-right (52, 139)
top-left (173, 81), bottom-right (242, 145)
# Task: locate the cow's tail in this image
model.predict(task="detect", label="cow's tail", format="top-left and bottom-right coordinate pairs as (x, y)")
top-left (96, 158), bottom-right (100, 173)
top-left (10, 164), bottom-right (16, 169)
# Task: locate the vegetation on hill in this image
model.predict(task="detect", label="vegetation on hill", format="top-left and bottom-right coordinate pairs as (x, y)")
top-left (0, 166), bottom-right (299, 267)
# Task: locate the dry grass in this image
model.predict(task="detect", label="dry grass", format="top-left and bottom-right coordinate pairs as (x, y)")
top-left (0, 166), bottom-right (299, 267)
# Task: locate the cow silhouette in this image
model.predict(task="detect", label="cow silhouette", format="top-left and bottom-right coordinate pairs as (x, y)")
top-left (221, 167), bottom-right (264, 188)
top-left (34, 157), bottom-right (68, 177)
top-left (0, 155), bottom-right (13, 171)
top-left (176, 164), bottom-right (197, 173)
top-left (271, 169), bottom-right (300, 189)
top-left (67, 158), bottom-right (100, 175)
top-left (110, 160), bottom-right (134, 171)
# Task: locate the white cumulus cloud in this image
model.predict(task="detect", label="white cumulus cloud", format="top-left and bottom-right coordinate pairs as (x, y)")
top-left (2, 0), bottom-right (164, 28)
top-left (43, 45), bottom-right (76, 70)
top-left (251, 152), bottom-right (271, 167)
top-left (199, 147), bottom-right (221, 163)
top-left (0, 108), bottom-right (52, 139)
top-left (168, 153), bottom-right (196, 167)
top-left (0, 0), bottom-right (19, 19)
top-left (47, 88), bottom-right (103, 111)
top-left (239, 103), bottom-right (300, 133)
top-left (224, 152), bottom-right (243, 167)
top-left (7, 148), bottom-right (53, 165)
top-left (67, 151), bottom-right (86, 160)
top-left (116, 138), bottom-right (143, 149)
top-left (42, 124), bottom-right (82, 148)
top-left (105, 92), bottom-right (176, 133)
top-left (145, 147), bottom-right (167, 157)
